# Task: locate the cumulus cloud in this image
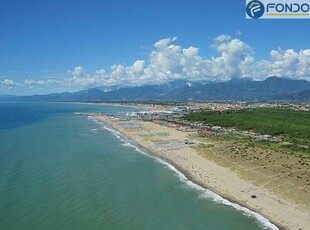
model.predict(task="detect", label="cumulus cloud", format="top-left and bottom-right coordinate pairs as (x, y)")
top-left (24, 79), bottom-right (45, 85)
top-left (0, 79), bottom-right (19, 94)
top-left (238, 48), bottom-right (310, 81)
top-left (209, 35), bottom-right (253, 79)
top-left (1, 79), bottom-right (17, 86)
top-left (95, 34), bottom-right (306, 86)
top-left (6, 34), bottom-right (309, 93)
top-left (69, 66), bottom-right (103, 87)
top-left (48, 37), bottom-right (310, 87)
top-left (268, 49), bottom-right (310, 80)
top-left (72, 66), bottom-right (84, 76)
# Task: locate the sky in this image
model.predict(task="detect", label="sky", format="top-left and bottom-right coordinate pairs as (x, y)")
top-left (0, 0), bottom-right (309, 95)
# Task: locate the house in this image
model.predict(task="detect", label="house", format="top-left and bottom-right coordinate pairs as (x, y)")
top-left (200, 130), bottom-right (214, 136)
top-left (211, 126), bottom-right (221, 131)
top-left (275, 136), bottom-right (284, 141)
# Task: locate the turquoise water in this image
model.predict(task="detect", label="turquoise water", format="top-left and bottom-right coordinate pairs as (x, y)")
top-left (0, 103), bottom-right (277, 230)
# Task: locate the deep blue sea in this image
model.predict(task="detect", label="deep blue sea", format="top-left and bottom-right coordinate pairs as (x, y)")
top-left (0, 103), bottom-right (277, 230)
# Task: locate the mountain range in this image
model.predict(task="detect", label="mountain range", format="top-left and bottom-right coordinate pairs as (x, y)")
top-left (1, 77), bottom-right (310, 103)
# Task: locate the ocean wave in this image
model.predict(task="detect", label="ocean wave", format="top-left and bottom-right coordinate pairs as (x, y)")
top-left (90, 117), bottom-right (278, 230)
top-left (90, 128), bottom-right (98, 133)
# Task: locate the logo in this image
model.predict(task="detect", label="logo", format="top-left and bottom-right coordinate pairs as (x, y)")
top-left (246, 0), bottom-right (310, 19)
top-left (246, 0), bottom-right (265, 19)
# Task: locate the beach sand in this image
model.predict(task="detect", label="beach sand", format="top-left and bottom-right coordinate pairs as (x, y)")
top-left (92, 114), bottom-right (310, 230)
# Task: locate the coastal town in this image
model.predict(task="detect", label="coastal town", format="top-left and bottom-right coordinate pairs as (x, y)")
top-left (117, 101), bottom-right (310, 112)
top-left (98, 101), bottom-right (310, 144)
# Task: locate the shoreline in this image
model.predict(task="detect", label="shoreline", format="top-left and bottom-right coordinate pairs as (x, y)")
top-left (89, 114), bottom-right (310, 230)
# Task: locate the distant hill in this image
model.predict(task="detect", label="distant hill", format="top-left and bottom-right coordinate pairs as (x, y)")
top-left (160, 77), bottom-right (310, 101)
top-left (1, 77), bottom-right (310, 103)
top-left (2, 80), bottom-right (191, 102)
top-left (273, 89), bottom-right (310, 102)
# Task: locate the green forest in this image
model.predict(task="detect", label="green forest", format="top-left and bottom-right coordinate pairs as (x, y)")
top-left (184, 108), bottom-right (310, 147)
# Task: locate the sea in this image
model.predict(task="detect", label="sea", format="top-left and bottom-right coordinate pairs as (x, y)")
top-left (0, 103), bottom-right (278, 230)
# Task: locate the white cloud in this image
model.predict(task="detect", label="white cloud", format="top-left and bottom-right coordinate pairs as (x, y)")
top-left (239, 48), bottom-right (310, 81)
top-left (9, 35), bottom-right (309, 93)
top-left (1, 79), bottom-right (17, 86)
top-left (24, 79), bottom-right (45, 85)
top-left (68, 66), bottom-right (103, 87)
top-left (213, 34), bottom-right (231, 43)
top-left (72, 66), bottom-right (84, 77)
top-left (208, 35), bottom-right (253, 79)
top-left (0, 79), bottom-right (19, 93)
top-left (46, 79), bottom-right (63, 84)
top-left (95, 69), bottom-right (107, 77)
top-left (154, 37), bottom-right (178, 50)
top-left (268, 49), bottom-right (310, 80)
top-left (297, 49), bottom-right (310, 80)
top-left (71, 35), bottom-right (309, 86)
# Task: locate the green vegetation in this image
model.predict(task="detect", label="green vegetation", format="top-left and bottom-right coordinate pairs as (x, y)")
top-left (185, 108), bottom-right (310, 150)
top-left (211, 133), bottom-right (310, 154)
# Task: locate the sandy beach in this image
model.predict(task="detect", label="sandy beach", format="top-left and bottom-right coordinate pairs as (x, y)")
top-left (91, 114), bottom-right (310, 230)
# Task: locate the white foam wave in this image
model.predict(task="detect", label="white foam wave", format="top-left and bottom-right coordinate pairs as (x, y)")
top-left (89, 117), bottom-right (278, 230)
top-left (87, 116), bottom-right (96, 121)
top-left (103, 126), bottom-right (123, 140)
top-left (90, 128), bottom-right (98, 133)
top-left (121, 141), bottom-right (159, 160)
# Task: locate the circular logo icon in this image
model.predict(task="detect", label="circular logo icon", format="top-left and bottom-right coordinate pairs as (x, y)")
top-left (246, 0), bottom-right (265, 19)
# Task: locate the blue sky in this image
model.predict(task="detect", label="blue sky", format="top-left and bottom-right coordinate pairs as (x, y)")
top-left (0, 0), bottom-right (309, 95)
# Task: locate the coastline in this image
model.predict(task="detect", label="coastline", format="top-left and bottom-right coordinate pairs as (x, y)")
top-left (90, 114), bottom-right (310, 230)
